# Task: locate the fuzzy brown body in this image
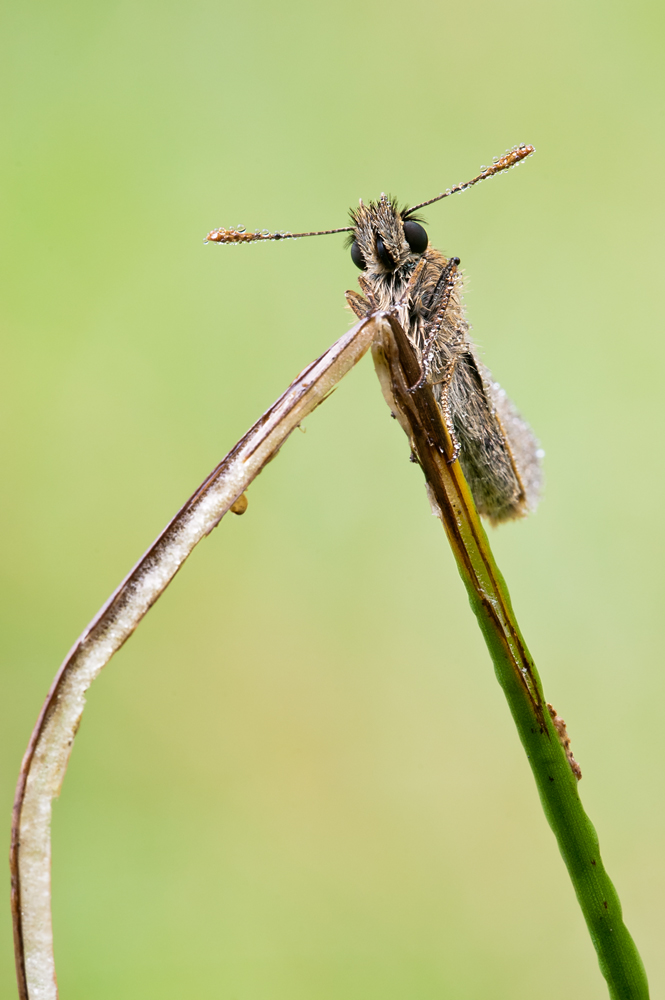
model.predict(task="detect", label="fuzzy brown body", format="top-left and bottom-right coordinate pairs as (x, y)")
top-left (345, 195), bottom-right (541, 524)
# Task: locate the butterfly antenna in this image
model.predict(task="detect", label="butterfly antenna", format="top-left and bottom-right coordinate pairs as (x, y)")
top-left (404, 144), bottom-right (535, 216)
top-left (205, 224), bottom-right (353, 244)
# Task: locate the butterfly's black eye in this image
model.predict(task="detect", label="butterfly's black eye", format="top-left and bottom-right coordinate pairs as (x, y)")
top-left (376, 236), bottom-right (396, 270)
top-left (350, 241), bottom-right (366, 270)
top-left (403, 220), bottom-right (428, 254)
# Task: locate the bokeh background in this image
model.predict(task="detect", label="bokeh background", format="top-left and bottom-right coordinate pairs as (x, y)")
top-left (2, 0), bottom-right (665, 997)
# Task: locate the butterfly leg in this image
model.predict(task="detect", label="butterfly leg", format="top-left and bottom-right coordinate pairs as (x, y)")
top-left (435, 360), bottom-right (463, 464)
top-left (407, 257), bottom-right (460, 393)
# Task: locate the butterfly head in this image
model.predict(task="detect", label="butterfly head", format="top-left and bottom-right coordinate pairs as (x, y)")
top-left (348, 194), bottom-right (429, 277)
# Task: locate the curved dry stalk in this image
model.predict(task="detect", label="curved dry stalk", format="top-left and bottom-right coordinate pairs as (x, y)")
top-left (10, 312), bottom-right (387, 1000)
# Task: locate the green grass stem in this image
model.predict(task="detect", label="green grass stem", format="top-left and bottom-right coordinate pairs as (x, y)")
top-left (377, 313), bottom-right (649, 1000)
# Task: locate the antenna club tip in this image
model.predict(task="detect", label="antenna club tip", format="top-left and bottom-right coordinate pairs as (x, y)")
top-left (205, 227), bottom-right (298, 244)
top-left (494, 143), bottom-right (535, 171)
top-left (205, 227), bottom-right (258, 244)
top-left (479, 144), bottom-right (534, 182)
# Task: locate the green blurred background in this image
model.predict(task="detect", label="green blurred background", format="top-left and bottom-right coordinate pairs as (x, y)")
top-left (2, 0), bottom-right (665, 997)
